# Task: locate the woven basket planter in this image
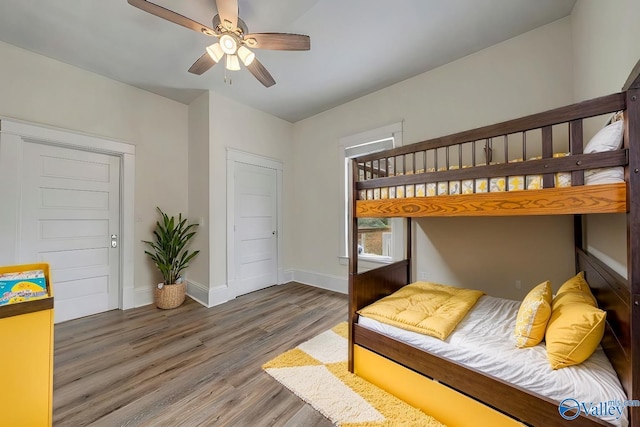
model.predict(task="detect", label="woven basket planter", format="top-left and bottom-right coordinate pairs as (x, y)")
top-left (154, 282), bottom-right (186, 309)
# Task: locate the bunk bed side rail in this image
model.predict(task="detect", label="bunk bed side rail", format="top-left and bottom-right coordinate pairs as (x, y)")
top-left (356, 151), bottom-right (627, 189)
top-left (355, 92), bottom-right (625, 162)
top-left (350, 260), bottom-right (410, 313)
top-left (356, 183), bottom-right (626, 218)
top-left (578, 249), bottom-right (631, 395)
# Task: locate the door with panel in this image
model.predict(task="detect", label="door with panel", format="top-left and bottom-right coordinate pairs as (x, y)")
top-left (20, 141), bottom-right (120, 323)
top-left (233, 162), bottom-right (278, 297)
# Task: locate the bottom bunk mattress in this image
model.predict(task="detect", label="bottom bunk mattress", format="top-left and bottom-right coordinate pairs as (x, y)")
top-left (357, 295), bottom-right (628, 427)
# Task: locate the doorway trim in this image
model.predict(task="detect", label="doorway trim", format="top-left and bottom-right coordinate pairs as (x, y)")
top-left (226, 148), bottom-right (283, 297)
top-left (0, 117), bottom-right (136, 310)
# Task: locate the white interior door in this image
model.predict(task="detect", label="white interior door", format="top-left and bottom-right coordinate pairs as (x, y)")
top-left (233, 162), bottom-right (278, 296)
top-left (20, 142), bottom-right (120, 323)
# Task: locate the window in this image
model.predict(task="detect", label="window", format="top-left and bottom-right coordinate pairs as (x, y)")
top-left (357, 217), bottom-right (391, 257)
top-left (340, 122), bottom-right (403, 264)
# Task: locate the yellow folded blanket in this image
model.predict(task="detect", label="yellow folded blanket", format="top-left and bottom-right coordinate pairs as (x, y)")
top-left (357, 281), bottom-right (484, 340)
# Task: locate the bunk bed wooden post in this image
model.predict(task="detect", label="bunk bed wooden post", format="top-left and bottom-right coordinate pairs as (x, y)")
top-left (570, 119), bottom-right (585, 185)
top-left (542, 126), bottom-right (554, 188)
top-left (572, 103), bottom-right (586, 263)
top-left (348, 157), bottom-right (359, 372)
top-left (623, 60), bottom-right (640, 427)
top-left (574, 214), bottom-right (584, 267)
top-left (406, 218), bottom-right (412, 283)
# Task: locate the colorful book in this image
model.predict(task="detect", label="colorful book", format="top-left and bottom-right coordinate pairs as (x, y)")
top-left (0, 269), bottom-right (48, 306)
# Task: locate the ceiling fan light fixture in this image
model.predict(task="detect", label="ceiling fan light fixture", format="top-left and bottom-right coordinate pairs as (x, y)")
top-left (226, 54), bottom-right (241, 71)
top-left (237, 46), bottom-right (255, 66)
top-left (220, 34), bottom-right (238, 55)
top-left (206, 43), bottom-right (224, 63)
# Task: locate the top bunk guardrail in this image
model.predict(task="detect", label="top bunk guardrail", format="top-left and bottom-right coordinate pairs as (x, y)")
top-left (352, 92), bottom-right (632, 218)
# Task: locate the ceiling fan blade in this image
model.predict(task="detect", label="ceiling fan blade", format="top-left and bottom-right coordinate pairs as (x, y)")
top-left (188, 52), bottom-right (217, 75)
top-left (128, 0), bottom-right (216, 36)
top-left (247, 59), bottom-right (276, 88)
top-left (215, 0), bottom-right (238, 31)
top-left (244, 33), bottom-right (310, 51)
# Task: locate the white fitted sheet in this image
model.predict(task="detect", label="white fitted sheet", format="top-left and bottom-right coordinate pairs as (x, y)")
top-left (358, 295), bottom-right (628, 426)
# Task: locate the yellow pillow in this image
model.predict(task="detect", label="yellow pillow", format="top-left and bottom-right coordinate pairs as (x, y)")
top-left (545, 302), bottom-right (606, 369)
top-left (514, 281), bottom-right (552, 348)
top-left (557, 272), bottom-right (596, 303)
top-left (552, 290), bottom-right (596, 311)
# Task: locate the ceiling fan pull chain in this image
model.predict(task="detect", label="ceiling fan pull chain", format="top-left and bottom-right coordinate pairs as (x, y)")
top-left (223, 69), bottom-right (233, 86)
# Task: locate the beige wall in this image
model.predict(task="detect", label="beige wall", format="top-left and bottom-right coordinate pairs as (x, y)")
top-left (208, 91), bottom-right (294, 301)
top-left (415, 216), bottom-right (574, 300)
top-left (187, 91), bottom-right (210, 296)
top-left (572, 0), bottom-right (640, 100)
top-left (0, 40), bottom-right (189, 305)
top-left (292, 18), bottom-right (577, 297)
top-left (571, 0), bottom-right (640, 278)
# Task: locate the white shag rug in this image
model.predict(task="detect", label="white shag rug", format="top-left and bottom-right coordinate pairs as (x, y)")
top-left (262, 323), bottom-right (443, 427)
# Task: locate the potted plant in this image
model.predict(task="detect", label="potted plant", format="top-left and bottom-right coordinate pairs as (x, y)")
top-left (143, 207), bottom-right (200, 309)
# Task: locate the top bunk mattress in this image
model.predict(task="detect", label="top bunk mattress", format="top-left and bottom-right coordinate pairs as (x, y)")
top-left (358, 294), bottom-right (628, 427)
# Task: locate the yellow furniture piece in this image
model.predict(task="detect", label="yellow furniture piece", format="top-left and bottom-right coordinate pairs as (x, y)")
top-left (354, 345), bottom-right (525, 427)
top-left (0, 263), bottom-right (53, 427)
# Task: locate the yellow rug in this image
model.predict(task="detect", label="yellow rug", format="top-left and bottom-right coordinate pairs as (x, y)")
top-left (263, 323), bottom-right (444, 426)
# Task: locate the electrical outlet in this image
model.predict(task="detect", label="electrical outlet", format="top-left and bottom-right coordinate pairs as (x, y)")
top-left (515, 279), bottom-right (522, 289)
top-left (419, 272), bottom-right (428, 280)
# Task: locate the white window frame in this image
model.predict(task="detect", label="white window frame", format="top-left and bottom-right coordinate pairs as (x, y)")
top-left (339, 122), bottom-right (404, 266)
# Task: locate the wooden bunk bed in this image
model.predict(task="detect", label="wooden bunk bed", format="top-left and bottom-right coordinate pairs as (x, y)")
top-left (348, 60), bottom-right (640, 427)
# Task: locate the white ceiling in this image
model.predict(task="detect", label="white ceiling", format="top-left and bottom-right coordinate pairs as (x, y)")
top-left (0, 0), bottom-right (576, 123)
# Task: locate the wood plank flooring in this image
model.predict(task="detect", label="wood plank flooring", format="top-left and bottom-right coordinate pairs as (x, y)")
top-left (53, 282), bottom-right (347, 426)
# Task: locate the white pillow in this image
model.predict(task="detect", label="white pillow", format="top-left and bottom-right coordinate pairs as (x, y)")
top-left (584, 120), bottom-right (624, 153)
top-left (585, 167), bottom-right (624, 185)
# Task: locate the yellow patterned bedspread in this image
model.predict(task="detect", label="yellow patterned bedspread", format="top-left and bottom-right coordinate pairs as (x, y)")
top-left (357, 282), bottom-right (484, 340)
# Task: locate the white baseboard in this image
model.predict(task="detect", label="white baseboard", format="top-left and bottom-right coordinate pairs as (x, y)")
top-left (186, 279), bottom-right (209, 307)
top-left (185, 279), bottom-right (231, 308)
top-left (132, 281), bottom-right (228, 309)
top-left (134, 285), bottom-right (154, 307)
top-left (282, 269), bottom-right (294, 284)
top-left (122, 286), bottom-right (136, 310)
top-left (289, 269), bottom-right (347, 294)
top-left (208, 284), bottom-right (231, 307)
top-left (131, 270), bottom-right (344, 310)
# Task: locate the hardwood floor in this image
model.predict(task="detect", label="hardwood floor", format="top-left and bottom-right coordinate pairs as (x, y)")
top-left (53, 282), bottom-right (347, 426)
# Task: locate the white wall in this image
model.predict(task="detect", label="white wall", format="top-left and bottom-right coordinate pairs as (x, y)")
top-left (207, 91), bottom-right (294, 305)
top-left (187, 91), bottom-right (210, 303)
top-left (292, 18), bottom-right (577, 297)
top-left (0, 40), bottom-right (189, 306)
top-left (571, 0), bottom-right (640, 278)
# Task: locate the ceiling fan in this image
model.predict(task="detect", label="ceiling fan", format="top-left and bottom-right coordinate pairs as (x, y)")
top-left (127, 0), bottom-right (311, 87)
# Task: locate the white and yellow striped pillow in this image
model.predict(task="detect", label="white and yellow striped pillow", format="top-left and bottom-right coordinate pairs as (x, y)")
top-left (514, 281), bottom-right (552, 348)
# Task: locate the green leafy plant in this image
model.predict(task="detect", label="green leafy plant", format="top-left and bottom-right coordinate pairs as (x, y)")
top-left (143, 207), bottom-right (200, 285)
